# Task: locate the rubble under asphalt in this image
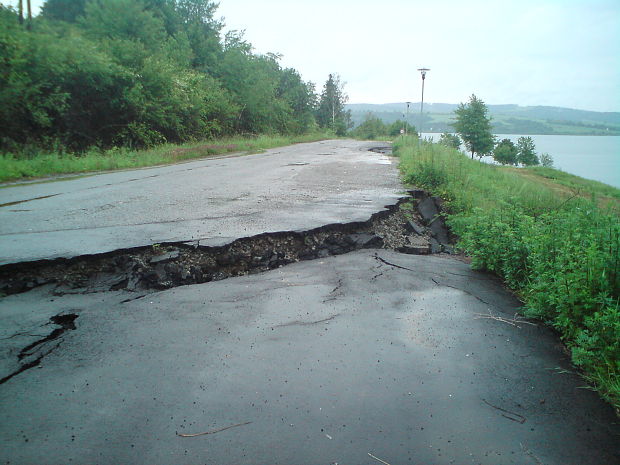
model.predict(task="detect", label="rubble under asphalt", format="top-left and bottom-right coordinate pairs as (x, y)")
top-left (0, 190), bottom-right (454, 298)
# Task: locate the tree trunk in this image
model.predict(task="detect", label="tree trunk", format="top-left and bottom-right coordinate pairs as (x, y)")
top-left (471, 150), bottom-right (474, 159)
top-left (18, 0), bottom-right (23, 24)
top-left (26, 0), bottom-right (32, 30)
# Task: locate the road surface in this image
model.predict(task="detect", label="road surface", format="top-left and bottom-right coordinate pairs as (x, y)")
top-left (0, 140), bottom-right (400, 264)
top-left (0, 140), bottom-right (618, 464)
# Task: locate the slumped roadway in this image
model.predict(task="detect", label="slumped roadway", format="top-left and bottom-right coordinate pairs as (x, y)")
top-left (0, 140), bottom-right (618, 463)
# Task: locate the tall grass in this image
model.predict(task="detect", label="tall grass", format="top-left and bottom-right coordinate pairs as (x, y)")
top-left (394, 136), bottom-right (620, 410)
top-left (0, 132), bottom-right (331, 183)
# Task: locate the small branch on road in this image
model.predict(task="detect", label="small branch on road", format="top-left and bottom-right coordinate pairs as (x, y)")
top-left (368, 452), bottom-right (391, 465)
top-left (482, 399), bottom-right (526, 424)
top-left (431, 277), bottom-right (496, 307)
top-left (177, 421), bottom-right (252, 438)
top-left (474, 310), bottom-right (537, 328)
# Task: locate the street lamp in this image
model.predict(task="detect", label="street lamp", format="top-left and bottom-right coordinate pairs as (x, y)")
top-left (405, 101), bottom-right (411, 135)
top-left (417, 68), bottom-right (430, 136)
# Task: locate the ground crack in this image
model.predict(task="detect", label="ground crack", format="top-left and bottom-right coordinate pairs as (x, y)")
top-left (374, 254), bottom-right (417, 272)
top-left (272, 314), bottom-right (338, 329)
top-left (0, 190), bottom-right (456, 297)
top-left (0, 313), bottom-right (78, 385)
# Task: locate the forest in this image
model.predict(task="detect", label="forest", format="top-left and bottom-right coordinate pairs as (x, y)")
top-left (0, 0), bottom-right (349, 155)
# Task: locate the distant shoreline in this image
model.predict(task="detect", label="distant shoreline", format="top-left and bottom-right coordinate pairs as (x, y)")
top-left (347, 103), bottom-right (620, 137)
top-left (421, 131), bottom-right (619, 136)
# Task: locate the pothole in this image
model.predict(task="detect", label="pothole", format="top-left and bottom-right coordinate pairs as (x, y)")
top-left (369, 146), bottom-right (393, 155)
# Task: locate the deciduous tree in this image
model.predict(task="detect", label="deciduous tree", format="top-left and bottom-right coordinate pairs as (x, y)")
top-left (493, 138), bottom-right (518, 165)
top-left (41, 0), bottom-right (88, 22)
top-left (516, 136), bottom-right (539, 165)
top-left (387, 120), bottom-right (416, 137)
top-left (452, 94), bottom-right (495, 159)
top-left (539, 152), bottom-right (553, 167)
top-left (438, 132), bottom-right (461, 149)
top-left (350, 113), bottom-right (386, 140)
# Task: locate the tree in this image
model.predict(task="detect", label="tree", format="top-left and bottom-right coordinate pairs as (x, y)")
top-left (0, 0), bottom-right (321, 152)
top-left (316, 73), bottom-right (349, 135)
top-left (493, 138), bottom-right (518, 165)
top-left (452, 94), bottom-right (495, 159)
top-left (41, 0), bottom-right (88, 22)
top-left (276, 68), bottom-right (316, 134)
top-left (80, 0), bottom-right (168, 51)
top-left (175, 0), bottom-right (223, 73)
top-left (438, 132), bottom-right (460, 149)
top-left (516, 136), bottom-right (539, 166)
top-left (350, 113), bottom-right (386, 140)
top-left (539, 152), bottom-right (553, 167)
top-left (387, 120), bottom-right (416, 137)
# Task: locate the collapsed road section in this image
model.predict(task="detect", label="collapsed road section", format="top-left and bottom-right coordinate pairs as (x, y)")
top-left (0, 190), bottom-right (453, 297)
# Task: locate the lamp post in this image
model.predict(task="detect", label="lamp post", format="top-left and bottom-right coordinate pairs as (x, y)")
top-left (417, 68), bottom-right (430, 136)
top-left (405, 101), bottom-right (411, 135)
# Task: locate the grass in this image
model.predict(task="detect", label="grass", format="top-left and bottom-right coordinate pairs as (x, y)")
top-left (393, 135), bottom-right (620, 412)
top-left (394, 136), bottom-right (619, 213)
top-left (0, 132), bottom-right (332, 183)
top-left (522, 166), bottom-right (620, 201)
top-left (395, 137), bottom-right (569, 214)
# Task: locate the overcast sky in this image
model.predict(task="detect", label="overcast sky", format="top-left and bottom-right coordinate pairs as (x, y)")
top-left (8, 0), bottom-right (620, 112)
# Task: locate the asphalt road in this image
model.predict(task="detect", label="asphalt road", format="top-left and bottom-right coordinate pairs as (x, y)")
top-left (0, 140), bottom-right (401, 264)
top-left (0, 251), bottom-right (618, 464)
top-left (0, 140), bottom-right (618, 464)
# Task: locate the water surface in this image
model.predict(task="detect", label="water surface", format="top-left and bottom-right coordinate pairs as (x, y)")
top-left (421, 133), bottom-right (620, 188)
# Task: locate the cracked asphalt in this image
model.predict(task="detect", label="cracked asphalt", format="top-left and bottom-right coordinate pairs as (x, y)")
top-left (0, 140), bottom-right (618, 464)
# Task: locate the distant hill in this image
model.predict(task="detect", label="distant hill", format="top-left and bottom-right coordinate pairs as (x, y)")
top-left (346, 103), bottom-right (620, 135)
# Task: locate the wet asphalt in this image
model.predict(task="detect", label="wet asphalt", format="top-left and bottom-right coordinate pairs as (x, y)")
top-left (0, 140), bottom-right (618, 464)
top-left (0, 140), bottom-right (401, 264)
top-left (0, 251), bottom-right (618, 464)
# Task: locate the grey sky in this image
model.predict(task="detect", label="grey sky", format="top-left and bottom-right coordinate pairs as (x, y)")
top-left (7, 0), bottom-right (620, 112)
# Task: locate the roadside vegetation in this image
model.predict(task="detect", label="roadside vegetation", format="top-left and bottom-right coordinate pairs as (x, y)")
top-left (0, 1), bottom-right (351, 182)
top-left (394, 134), bottom-right (620, 410)
top-left (0, 133), bottom-right (330, 183)
top-left (349, 113), bottom-right (416, 140)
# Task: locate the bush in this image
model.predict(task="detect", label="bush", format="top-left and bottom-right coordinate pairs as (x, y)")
top-left (350, 113), bottom-right (388, 140)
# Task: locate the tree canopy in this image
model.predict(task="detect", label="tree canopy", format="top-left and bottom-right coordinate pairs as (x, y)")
top-left (316, 73), bottom-right (351, 136)
top-left (516, 136), bottom-right (539, 166)
top-left (438, 132), bottom-right (460, 150)
top-left (0, 1), bottom-right (322, 152)
top-left (493, 138), bottom-right (518, 165)
top-left (452, 94), bottom-right (495, 159)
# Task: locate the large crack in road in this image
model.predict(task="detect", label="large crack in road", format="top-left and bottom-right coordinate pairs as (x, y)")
top-left (0, 190), bottom-right (453, 298)
top-left (0, 189), bottom-right (454, 384)
top-left (2, 143), bottom-right (619, 464)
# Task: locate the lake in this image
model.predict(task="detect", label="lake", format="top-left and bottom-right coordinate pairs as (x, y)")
top-left (420, 133), bottom-right (620, 188)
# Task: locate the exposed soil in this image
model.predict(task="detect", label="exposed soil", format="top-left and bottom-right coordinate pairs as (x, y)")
top-left (0, 191), bottom-right (453, 298)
